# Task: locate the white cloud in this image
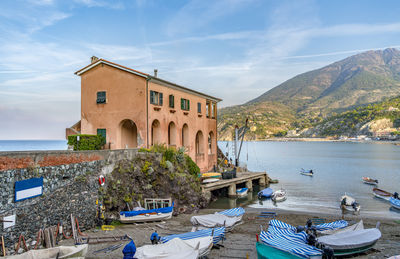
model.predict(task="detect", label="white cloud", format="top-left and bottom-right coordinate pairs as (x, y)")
top-left (73, 0), bottom-right (125, 10)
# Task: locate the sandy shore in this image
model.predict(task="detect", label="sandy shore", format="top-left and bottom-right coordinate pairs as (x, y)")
top-left (59, 207), bottom-right (400, 259)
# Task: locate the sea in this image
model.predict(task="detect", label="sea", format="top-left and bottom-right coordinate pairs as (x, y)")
top-left (214, 141), bottom-right (400, 219)
top-left (1, 139), bottom-right (399, 218)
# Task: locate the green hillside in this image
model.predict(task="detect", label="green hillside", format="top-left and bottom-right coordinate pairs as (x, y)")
top-left (218, 48), bottom-right (400, 139)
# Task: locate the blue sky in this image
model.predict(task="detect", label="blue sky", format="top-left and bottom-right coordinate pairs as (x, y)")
top-left (1, 0), bottom-right (400, 139)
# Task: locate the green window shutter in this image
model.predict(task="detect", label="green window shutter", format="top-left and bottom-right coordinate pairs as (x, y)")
top-left (181, 98), bottom-right (184, 109)
top-left (97, 91), bottom-right (106, 104)
top-left (197, 102), bottom-right (201, 113)
top-left (150, 91), bottom-right (154, 104)
top-left (187, 100), bottom-right (190, 111)
top-left (159, 93), bottom-right (163, 105)
top-left (97, 129), bottom-right (106, 139)
top-left (169, 95), bottom-right (174, 108)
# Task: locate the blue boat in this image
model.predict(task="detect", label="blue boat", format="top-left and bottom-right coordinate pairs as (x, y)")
top-left (390, 196), bottom-right (400, 210)
top-left (236, 187), bottom-right (248, 197)
top-left (258, 187), bottom-right (273, 199)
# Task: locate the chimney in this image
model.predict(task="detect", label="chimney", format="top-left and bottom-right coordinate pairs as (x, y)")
top-left (91, 56), bottom-right (99, 63)
top-left (154, 69), bottom-right (158, 78)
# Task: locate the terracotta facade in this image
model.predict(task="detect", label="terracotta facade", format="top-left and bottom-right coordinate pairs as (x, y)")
top-left (69, 58), bottom-right (221, 172)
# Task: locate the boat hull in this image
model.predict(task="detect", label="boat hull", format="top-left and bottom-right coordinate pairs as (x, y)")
top-left (258, 188), bottom-right (273, 199)
top-left (390, 197), bottom-right (400, 210)
top-left (300, 172), bottom-right (313, 176)
top-left (373, 188), bottom-right (392, 201)
top-left (120, 212), bottom-right (172, 223)
top-left (256, 242), bottom-right (321, 259)
top-left (236, 188), bottom-right (248, 197)
top-left (272, 190), bottom-right (286, 202)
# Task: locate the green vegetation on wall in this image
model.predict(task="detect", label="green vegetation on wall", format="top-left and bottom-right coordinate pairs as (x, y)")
top-left (67, 134), bottom-right (106, 150)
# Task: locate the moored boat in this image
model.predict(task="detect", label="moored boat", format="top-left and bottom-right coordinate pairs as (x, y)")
top-left (372, 188), bottom-right (393, 201)
top-left (258, 187), bottom-right (273, 199)
top-left (300, 168), bottom-right (314, 176)
top-left (4, 244), bottom-right (88, 259)
top-left (201, 172), bottom-right (221, 179)
top-left (362, 176), bottom-right (378, 185)
top-left (340, 194), bottom-right (361, 213)
top-left (390, 195), bottom-right (400, 210)
top-left (236, 187), bottom-right (248, 197)
top-left (271, 189), bottom-right (286, 202)
top-left (190, 207), bottom-right (245, 231)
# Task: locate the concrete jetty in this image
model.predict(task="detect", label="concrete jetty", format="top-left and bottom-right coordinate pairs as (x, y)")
top-left (201, 171), bottom-right (268, 198)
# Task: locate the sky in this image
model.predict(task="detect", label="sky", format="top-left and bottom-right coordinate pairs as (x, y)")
top-left (2, 0), bottom-right (400, 139)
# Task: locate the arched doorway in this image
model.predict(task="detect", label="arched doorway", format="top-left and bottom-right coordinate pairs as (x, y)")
top-left (151, 119), bottom-right (161, 145)
top-left (182, 124), bottom-right (189, 147)
top-left (208, 131), bottom-right (214, 154)
top-left (195, 130), bottom-right (204, 155)
top-left (168, 122), bottom-right (177, 147)
top-left (120, 119), bottom-right (137, 148)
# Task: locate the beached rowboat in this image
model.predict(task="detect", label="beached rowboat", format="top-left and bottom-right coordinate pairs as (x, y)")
top-left (120, 204), bottom-right (173, 223)
top-left (362, 176), bottom-right (378, 185)
top-left (202, 178), bottom-right (220, 184)
top-left (372, 188), bottom-right (393, 201)
top-left (4, 244), bottom-right (88, 259)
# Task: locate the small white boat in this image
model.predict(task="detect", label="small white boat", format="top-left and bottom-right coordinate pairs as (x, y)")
top-left (202, 178), bottom-right (220, 184)
top-left (236, 187), bottom-right (248, 197)
top-left (300, 168), bottom-right (314, 176)
top-left (340, 194), bottom-right (361, 213)
top-left (362, 176), bottom-right (378, 185)
top-left (5, 244), bottom-right (88, 259)
top-left (271, 189), bottom-right (286, 202)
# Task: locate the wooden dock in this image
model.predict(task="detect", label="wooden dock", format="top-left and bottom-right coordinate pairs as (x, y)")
top-left (201, 171), bottom-right (268, 198)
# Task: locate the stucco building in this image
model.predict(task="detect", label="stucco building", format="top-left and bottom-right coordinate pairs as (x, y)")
top-left (67, 57), bottom-right (222, 171)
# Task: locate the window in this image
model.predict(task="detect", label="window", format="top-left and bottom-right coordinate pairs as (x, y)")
top-left (206, 101), bottom-right (210, 118)
top-left (212, 103), bottom-right (216, 118)
top-left (197, 102), bottom-right (201, 113)
top-left (96, 91), bottom-right (106, 104)
top-left (97, 128), bottom-right (106, 144)
top-left (150, 90), bottom-right (163, 105)
top-left (169, 95), bottom-right (174, 108)
top-left (181, 98), bottom-right (190, 111)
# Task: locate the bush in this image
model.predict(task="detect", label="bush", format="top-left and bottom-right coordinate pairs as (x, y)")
top-left (67, 134), bottom-right (105, 150)
top-left (185, 155), bottom-right (200, 176)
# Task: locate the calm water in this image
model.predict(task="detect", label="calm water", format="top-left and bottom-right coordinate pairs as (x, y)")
top-left (0, 140), bottom-right (68, 151)
top-left (215, 141), bottom-right (400, 218)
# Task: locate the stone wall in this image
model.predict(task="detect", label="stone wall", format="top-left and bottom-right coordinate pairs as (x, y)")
top-left (0, 149), bottom-right (139, 254)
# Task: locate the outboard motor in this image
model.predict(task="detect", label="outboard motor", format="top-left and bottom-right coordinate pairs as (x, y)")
top-left (306, 219), bottom-right (313, 229)
top-left (352, 202), bottom-right (359, 211)
top-left (394, 192), bottom-right (399, 199)
top-left (307, 233), bottom-right (317, 246)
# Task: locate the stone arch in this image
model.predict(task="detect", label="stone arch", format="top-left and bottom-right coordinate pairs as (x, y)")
top-left (182, 123), bottom-right (189, 147)
top-left (151, 119), bottom-right (161, 145)
top-left (120, 119), bottom-right (138, 149)
top-left (208, 131), bottom-right (215, 154)
top-left (168, 121), bottom-right (177, 146)
top-left (195, 130), bottom-right (204, 155)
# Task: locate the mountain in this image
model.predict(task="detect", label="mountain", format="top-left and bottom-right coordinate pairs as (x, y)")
top-left (218, 48), bottom-right (400, 140)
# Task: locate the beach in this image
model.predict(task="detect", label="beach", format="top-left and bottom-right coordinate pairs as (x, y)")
top-left (61, 208), bottom-right (400, 259)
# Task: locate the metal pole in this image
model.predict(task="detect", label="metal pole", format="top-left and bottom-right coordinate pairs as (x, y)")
top-left (235, 126), bottom-right (239, 166)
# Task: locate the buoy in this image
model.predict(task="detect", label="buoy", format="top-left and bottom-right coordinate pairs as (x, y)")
top-left (98, 175), bottom-right (105, 186)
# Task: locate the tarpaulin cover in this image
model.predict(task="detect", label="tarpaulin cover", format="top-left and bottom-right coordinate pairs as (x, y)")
top-left (190, 213), bottom-right (240, 228)
top-left (317, 228), bottom-right (381, 250)
top-left (134, 238), bottom-right (199, 259)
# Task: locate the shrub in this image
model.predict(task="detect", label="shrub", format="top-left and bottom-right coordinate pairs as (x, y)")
top-left (185, 155), bottom-right (200, 176)
top-left (67, 134), bottom-right (105, 150)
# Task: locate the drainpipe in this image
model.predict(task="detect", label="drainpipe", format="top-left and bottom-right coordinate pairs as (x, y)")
top-left (146, 77), bottom-right (151, 148)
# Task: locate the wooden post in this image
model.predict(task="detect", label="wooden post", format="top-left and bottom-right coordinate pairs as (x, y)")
top-left (43, 228), bottom-right (52, 248)
top-left (1, 236), bottom-right (5, 256)
top-left (71, 214), bottom-right (77, 244)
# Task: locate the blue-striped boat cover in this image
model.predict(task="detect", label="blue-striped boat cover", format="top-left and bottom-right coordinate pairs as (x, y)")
top-left (160, 227), bottom-right (225, 244)
top-left (260, 230), bottom-right (322, 258)
top-left (314, 220), bottom-right (348, 231)
top-left (217, 207), bottom-right (245, 217)
top-left (390, 197), bottom-right (400, 208)
top-left (120, 204), bottom-right (173, 217)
